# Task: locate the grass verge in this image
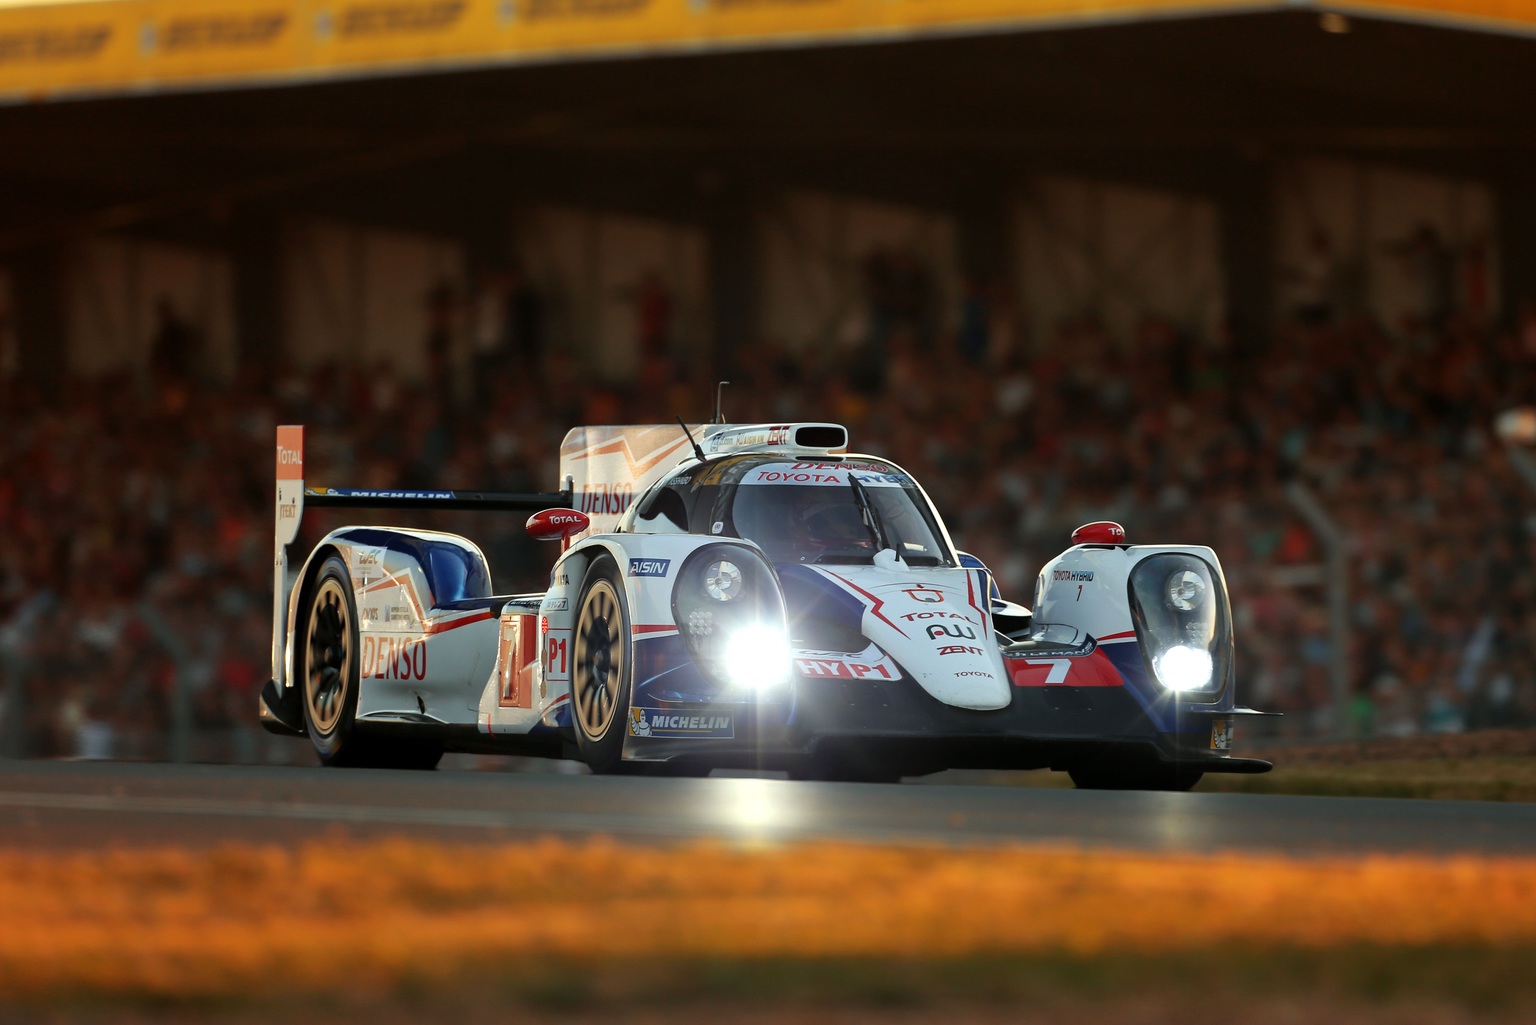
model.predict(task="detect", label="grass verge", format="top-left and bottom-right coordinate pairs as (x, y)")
top-left (4, 838), bottom-right (1536, 1014)
top-left (1196, 757), bottom-right (1536, 801)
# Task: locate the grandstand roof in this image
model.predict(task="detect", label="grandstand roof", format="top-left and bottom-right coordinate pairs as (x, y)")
top-left (0, 0), bottom-right (1532, 104)
top-left (1, 6), bottom-right (1534, 248)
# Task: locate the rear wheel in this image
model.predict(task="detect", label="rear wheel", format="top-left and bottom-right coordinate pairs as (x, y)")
top-left (300, 556), bottom-right (366, 766)
top-left (300, 554), bottom-right (442, 770)
top-left (572, 557), bottom-right (631, 774)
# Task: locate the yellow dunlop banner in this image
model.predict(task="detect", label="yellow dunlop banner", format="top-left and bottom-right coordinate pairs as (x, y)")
top-left (1341, 0), bottom-right (1536, 33)
top-left (143, 0), bottom-right (302, 81)
top-left (309, 0), bottom-right (501, 67)
top-left (0, 1), bottom-right (136, 97)
top-left (498, 0), bottom-right (693, 54)
top-left (881, 0), bottom-right (1276, 33)
top-left (0, 0), bottom-right (1534, 101)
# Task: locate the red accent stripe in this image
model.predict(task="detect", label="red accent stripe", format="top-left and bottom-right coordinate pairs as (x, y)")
top-left (632, 624), bottom-right (677, 635)
top-left (965, 570), bottom-right (989, 624)
top-left (426, 610), bottom-right (495, 634)
top-left (824, 571), bottom-right (907, 637)
top-left (1097, 630), bottom-right (1137, 641)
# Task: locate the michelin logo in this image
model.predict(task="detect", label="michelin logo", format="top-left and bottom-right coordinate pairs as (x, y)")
top-left (628, 706), bottom-right (734, 739)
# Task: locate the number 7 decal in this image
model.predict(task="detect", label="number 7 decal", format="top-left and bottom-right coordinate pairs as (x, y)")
top-left (1023, 658), bottom-right (1071, 684)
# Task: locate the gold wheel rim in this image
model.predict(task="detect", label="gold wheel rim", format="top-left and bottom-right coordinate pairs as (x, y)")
top-left (573, 579), bottom-right (624, 739)
top-left (306, 578), bottom-right (351, 735)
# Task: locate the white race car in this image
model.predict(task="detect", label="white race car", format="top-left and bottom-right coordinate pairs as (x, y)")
top-left (260, 420), bottom-right (1272, 788)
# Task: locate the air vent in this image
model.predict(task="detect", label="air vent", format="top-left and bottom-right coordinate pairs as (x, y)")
top-left (795, 425), bottom-right (846, 449)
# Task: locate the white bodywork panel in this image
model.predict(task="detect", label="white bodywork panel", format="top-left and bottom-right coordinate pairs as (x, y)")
top-left (1034, 543), bottom-right (1225, 640)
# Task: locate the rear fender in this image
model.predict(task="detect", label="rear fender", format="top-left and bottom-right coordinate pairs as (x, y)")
top-left (288, 528), bottom-right (498, 723)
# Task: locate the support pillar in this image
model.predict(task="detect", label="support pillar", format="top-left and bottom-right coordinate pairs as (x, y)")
top-left (1496, 172), bottom-right (1536, 331)
top-left (6, 243), bottom-right (68, 396)
top-left (1215, 155), bottom-right (1276, 357)
top-left (231, 208), bottom-right (284, 381)
top-left (705, 184), bottom-right (758, 383)
top-left (955, 172), bottom-right (1012, 284)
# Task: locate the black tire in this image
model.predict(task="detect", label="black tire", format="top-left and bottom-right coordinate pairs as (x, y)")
top-left (1068, 764), bottom-right (1203, 791)
top-left (299, 554), bottom-right (443, 770)
top-left (300, 555), bottom-right (366, 766)
top-left (571, 556), bottom-right (632, 774)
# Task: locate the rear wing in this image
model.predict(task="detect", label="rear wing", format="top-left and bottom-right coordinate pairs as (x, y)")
top-left (271, 425), bottom-right (571, 693)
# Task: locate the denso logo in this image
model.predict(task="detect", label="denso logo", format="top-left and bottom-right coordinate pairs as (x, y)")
top-left (629, 558), bottom-right (671, 578)
top-left (579, 483), bottom-right (632, 515)
top-left (360, 637), bottom-right (427, 680)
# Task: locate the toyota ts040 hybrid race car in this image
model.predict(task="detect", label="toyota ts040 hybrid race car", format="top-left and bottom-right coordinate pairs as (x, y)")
top-left (260, 421), bottom-right (1273, 788)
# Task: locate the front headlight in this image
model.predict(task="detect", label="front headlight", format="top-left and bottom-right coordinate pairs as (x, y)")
top-left (672, 544), bottom-right (790, 691)
top-left (722, 624), bottom-right (792, 689)
top-left (1151, 644), bottom-right (1214, 691)
top-left (1128, 553), bottom-right (1230, 697)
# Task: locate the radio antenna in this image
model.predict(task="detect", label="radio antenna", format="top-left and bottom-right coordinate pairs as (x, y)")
top-left (677, 416), bottom-right (707, 463)
top-left (713, 381), bottom-right (730, 425)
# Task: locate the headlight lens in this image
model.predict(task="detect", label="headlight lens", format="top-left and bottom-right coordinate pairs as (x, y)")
top-left (1165, 570), bottom-right (1205, 612)
top-left (1151, 644), bottom-right (1214, 691)
top-left (704, 560), bottom-right (743, 602)
top-left (1128, 553), bottom-right (1229, 697)
top-left (722, 624), bottom-right (792, 689)
top-left (672, 544), bottom-right (789, 692)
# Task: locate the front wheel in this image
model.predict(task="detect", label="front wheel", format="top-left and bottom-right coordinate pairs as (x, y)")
top-left (571, 557), bottom-right (631, 774)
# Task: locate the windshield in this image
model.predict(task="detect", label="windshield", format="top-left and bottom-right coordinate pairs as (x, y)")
top-left (725, 460), bottom-right (952, 566)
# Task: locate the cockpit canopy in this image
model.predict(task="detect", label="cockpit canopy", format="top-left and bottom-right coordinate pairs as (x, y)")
top-left (622, 454), bottom-right (955, 567)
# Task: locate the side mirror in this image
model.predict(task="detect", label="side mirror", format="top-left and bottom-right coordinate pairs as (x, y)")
top-left (526, 508), bottom-right (590, 545)
top-left (1071, 520), bottom-right (1126, 545)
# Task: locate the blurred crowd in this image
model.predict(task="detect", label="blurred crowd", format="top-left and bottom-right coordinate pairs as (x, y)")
top-left (3, 290), bottom-right (1536, 762)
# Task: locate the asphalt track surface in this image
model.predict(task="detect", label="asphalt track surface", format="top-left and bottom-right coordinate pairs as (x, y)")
top-left (2, 759), bottom-right (1534, 856)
